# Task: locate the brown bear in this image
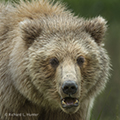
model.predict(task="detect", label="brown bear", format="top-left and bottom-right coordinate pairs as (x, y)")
top-left (0, 0), bottom-right (110, 120)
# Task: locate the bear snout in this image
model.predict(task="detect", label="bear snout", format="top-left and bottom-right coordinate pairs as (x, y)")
top-left (62, 80), bottom-right (78, 95)
top-left (60, 80), bottom-right (80, 113)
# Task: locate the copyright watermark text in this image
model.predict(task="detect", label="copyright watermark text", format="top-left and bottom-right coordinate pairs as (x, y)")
top-left (5, 113), bottom-right (39, 117)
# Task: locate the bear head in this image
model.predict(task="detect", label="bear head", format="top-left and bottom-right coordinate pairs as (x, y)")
top-left (15, 15), bottom-right (110, 114)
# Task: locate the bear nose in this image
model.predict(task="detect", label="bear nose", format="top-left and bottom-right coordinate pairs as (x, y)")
top-left (62, 80), bottom-right (78, 95)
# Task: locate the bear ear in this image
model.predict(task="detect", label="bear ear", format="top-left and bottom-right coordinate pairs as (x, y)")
top-left (19, 19), bottom-right (42, 47)
top-left (84, 16), bottom-right (107, 45)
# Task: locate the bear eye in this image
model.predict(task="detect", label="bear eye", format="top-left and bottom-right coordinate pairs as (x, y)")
top-left (77, 56), bottom-right (85, 67)
top-left (50, 58), bottom-right (59, 68)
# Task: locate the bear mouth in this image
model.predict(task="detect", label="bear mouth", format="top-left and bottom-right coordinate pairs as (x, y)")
top-left (61, 97), bottom-right (79, 108)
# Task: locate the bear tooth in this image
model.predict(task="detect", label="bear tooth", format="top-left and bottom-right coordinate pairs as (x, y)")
top-left (74, 99), bottom-right (78, 104)
top-left (62, 100), bottom-right (66, 105)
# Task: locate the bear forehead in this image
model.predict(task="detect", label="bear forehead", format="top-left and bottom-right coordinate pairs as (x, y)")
top-left (19, 14), bottom-right (84, 36)
top-left (28, 21), bottom-right (98, 59)
top-left (39, 15), bottom-right (84, 34)
top-left (31, 33), bottom-right (97, 62)
top-left (22, 15), bottom-right (102, 60)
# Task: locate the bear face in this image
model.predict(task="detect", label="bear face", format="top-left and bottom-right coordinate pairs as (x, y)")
top-left (16, 15), bottom-right (110, 114)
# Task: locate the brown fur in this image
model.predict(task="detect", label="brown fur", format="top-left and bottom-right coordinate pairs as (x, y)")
top-left (0, 0), bottom-right (110, 120)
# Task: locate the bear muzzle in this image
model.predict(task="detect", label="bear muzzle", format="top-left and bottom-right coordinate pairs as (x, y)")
top-left (60, 80), bottom-right (79, 109)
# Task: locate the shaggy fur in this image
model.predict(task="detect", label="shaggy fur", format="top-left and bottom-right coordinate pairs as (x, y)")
top-left (0, 0), bottom-right (110, 120)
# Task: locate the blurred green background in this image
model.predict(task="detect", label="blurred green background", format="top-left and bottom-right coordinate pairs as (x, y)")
top-left (0, 0), bottom-right (120, 120)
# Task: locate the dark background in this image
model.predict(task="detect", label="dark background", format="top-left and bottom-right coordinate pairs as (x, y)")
top-left (1, 0), bottom-right (120, 120)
